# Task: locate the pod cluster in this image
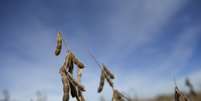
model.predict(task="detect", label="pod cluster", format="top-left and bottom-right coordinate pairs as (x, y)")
top-left (59, 51), bottom-right (85, 101)
top-left (97, 64), bottom-right (115, 93)
top-left (55, 32), bottom-right (85, 101)
top-left (97, 64), bottom-right (127, 101)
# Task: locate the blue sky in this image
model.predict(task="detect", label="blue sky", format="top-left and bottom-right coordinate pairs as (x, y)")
top-left (0, 0), bottom-right (201, 101)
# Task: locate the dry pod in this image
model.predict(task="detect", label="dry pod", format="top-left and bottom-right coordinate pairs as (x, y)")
top-left (74, 56), bottom-right (85, 69)
top-left (78, 91), bottom-right (85, 101)
top-left (59, 65), bottom-right (70, 101)
top-left (69, 82), bottom-right (80, 101)
top-left (97, 65), bottom-right (114, 92)
top-left (112, 89), bottom-right (125, 101)
top-left (55, 32), bottom-right (62, 56)
top-left (102, 64), bottom-right (115, 79)
top-left (75, 94), bottom-right (81, 101)
top-left (67, 51), bottom-right (84, 71)
top-left (97, 70), bottom-right (105, 93)
top-left (77, 68), bottom-right (85, 101)
top-left (80, 94), bottom-right (85, 101)
top-left (69, 81), bottom-right (78, 98)
top-left (67, 72), bottom-right (86, 92)
top-left (62, 78), bottom-right (70, 101)
top-left (66, 52), bottom-right (74, 74)
top-left (67, 72), bottom-right (85, 101)
top-left (77, 68), bottom-right (83, 83)
top-left (115, 90), bottom-right (125, 99)
top-left (104, 71), bottom-right (114, 88)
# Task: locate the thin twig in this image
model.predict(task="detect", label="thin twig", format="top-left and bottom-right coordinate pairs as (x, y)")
top-left (87, 50), bottom-right (102, 69)
top-left (88, 50), bottom-right (115, 89)
top-left (61, 33), bottom-right (71, 53)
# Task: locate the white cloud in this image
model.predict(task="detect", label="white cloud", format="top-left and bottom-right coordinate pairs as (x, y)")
top-left (95, 0), bottom-right (188, 62)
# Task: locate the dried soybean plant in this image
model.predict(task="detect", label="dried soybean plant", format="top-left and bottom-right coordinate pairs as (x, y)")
top-left (88, 51), bottom-right (128, 101)
top-left (175, 86), bottom-right (189, 101)
top-left (173, 79), bottom-right (189, 101)
top-left (185, 78), bottom-right (197, 96)
top-left (54, 32), bottom-right (86, 101)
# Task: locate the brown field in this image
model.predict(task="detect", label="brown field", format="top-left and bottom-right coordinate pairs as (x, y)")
top-left (121, 92), bottom-right (201, 101)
